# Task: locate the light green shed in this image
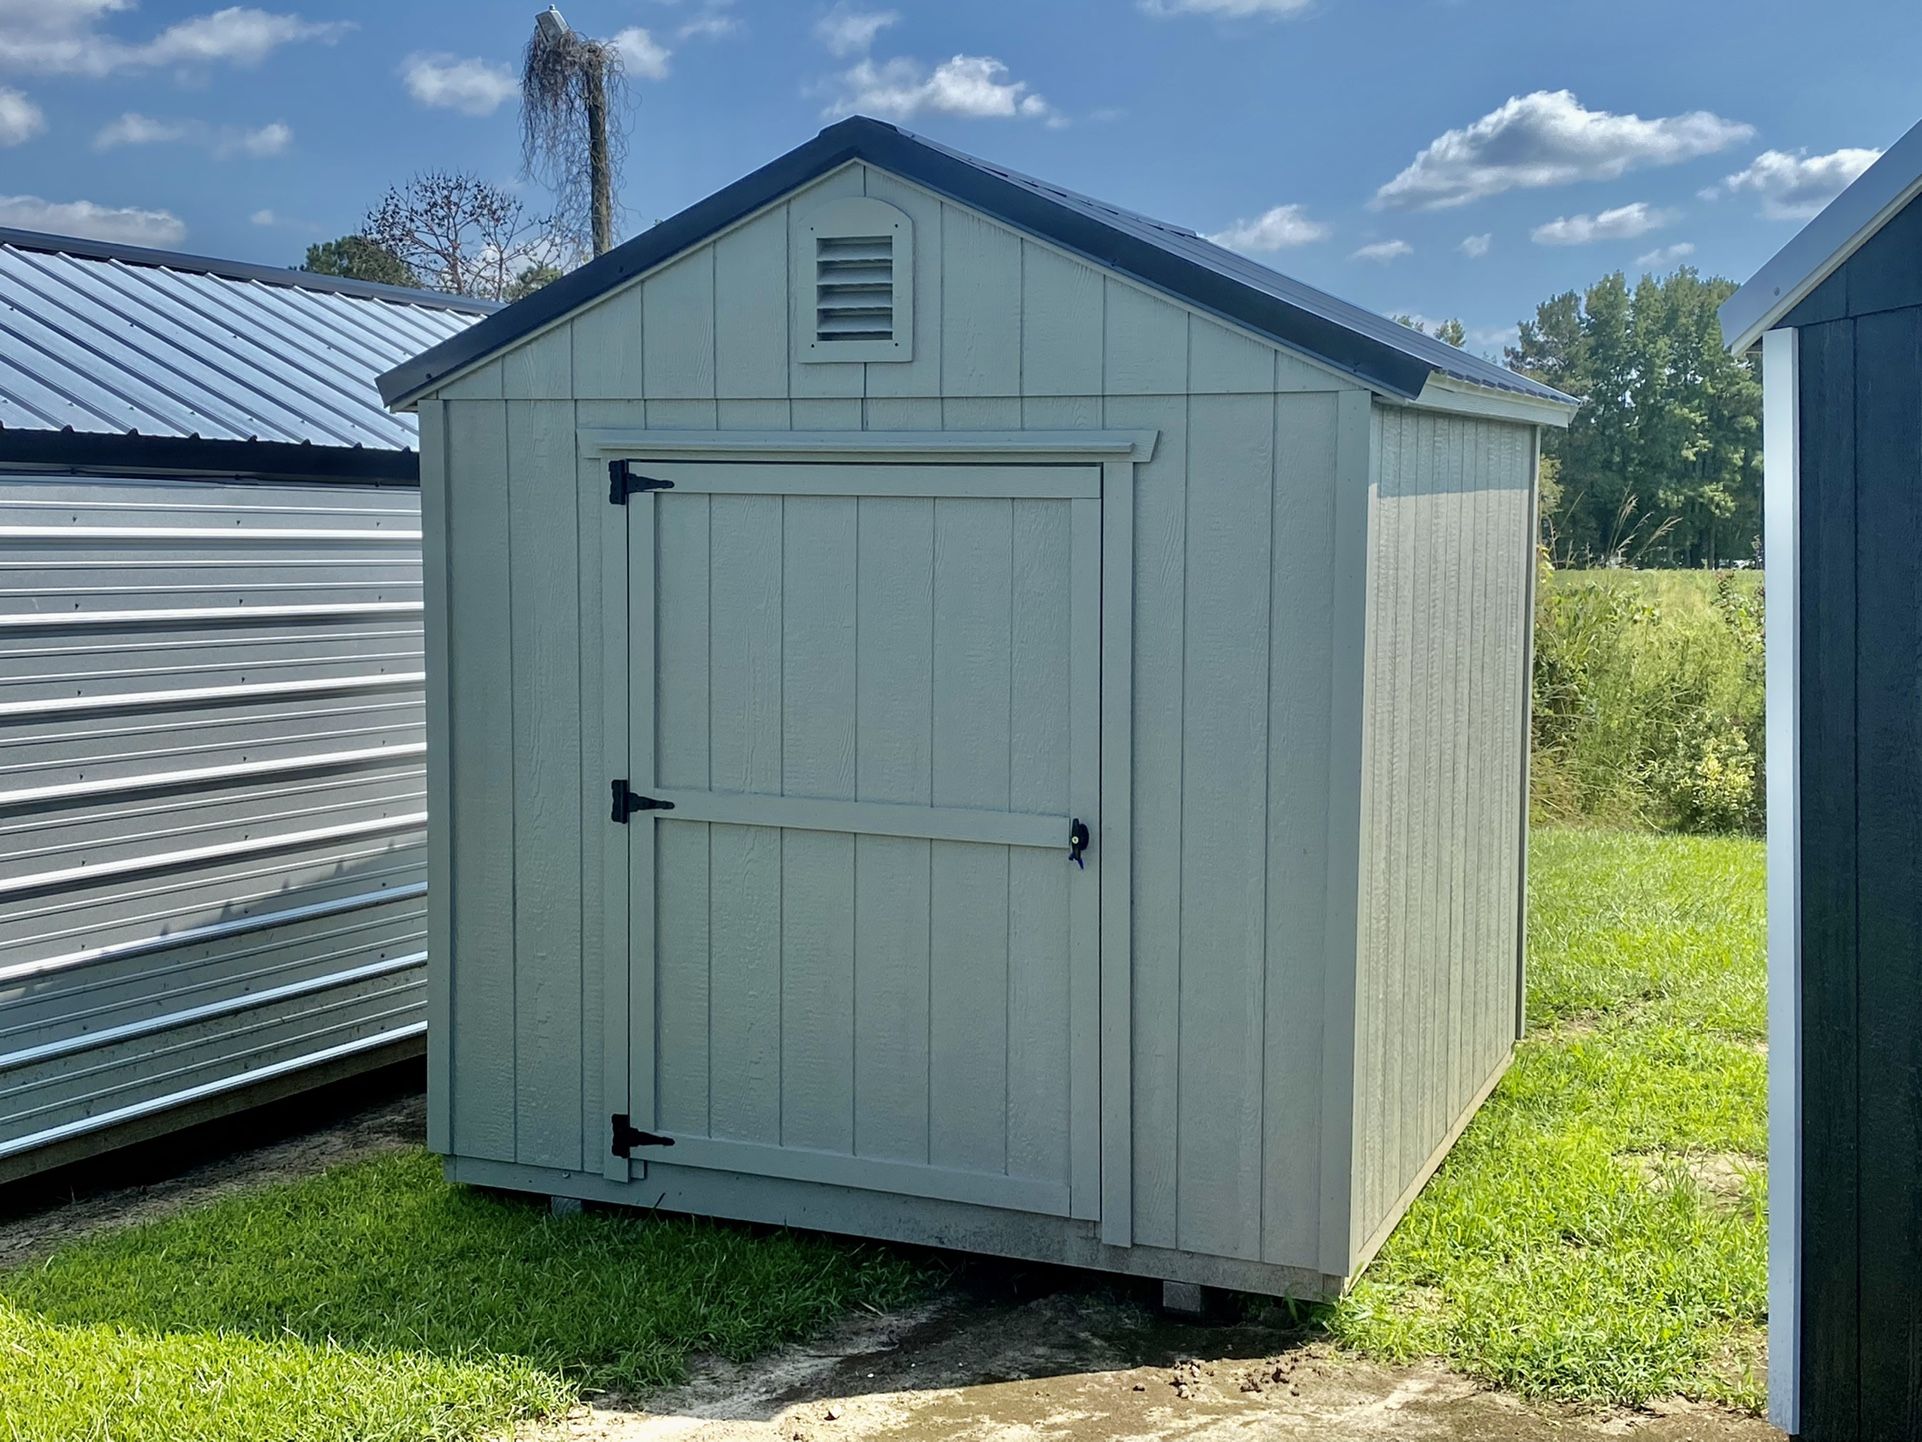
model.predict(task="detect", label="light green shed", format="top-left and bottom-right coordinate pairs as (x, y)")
top-left (378, 117), bottom-right (1575, 1299)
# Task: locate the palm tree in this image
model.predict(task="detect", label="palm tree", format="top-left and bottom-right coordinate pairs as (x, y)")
top-left (521, 6), bottom-right (626, 257)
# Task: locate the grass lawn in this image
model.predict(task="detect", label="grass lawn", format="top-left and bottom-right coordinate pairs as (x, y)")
top-left (0, 825), bottom-right (1765, 1438)
top-left (0, 1151), bottom-right (929, 1441)
top-left (1331, 826), bottom-right (1768, 1410)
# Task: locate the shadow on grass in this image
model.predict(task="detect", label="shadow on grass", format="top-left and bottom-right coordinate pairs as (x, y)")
top-left (0, 1147), bottom-right (940, 1441)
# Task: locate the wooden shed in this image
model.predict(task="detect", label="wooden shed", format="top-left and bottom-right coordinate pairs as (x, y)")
top-left (379, 117), bottom-right (1575, 1298)
top-left (1721, 114), bottom-right (1922, 1441)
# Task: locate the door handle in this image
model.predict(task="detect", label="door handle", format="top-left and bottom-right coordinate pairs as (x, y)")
top-left (1069, 819), bottom-right (1089, 869)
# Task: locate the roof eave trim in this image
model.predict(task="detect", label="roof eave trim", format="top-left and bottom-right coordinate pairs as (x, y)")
top-left (0, 430), bottom-right (421, 484)
top-left (0, 226), bottom-right (500, 315)
top-left (380, 117), bottom-right (1441, 410)
top-left (1410, 374), bottom-right (1577, 428)
top-left (1722, 116), bottom-right (1922, 353)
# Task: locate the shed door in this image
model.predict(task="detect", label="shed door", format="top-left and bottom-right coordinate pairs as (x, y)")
top-left (611, 460), bottom-right (1101, 1220)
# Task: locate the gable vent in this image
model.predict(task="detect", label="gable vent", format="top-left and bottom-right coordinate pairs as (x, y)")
top-left (797, 196), bottom-right (913, 364)
top-left (815, 234), bottom-right (895, 343)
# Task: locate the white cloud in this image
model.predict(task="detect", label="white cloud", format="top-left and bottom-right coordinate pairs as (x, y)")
top-left (93, 112), bottom-right (290, 156)
top-left (1206, 204), bottom-right (1329, 253)
top-left (1352, 239), bottom-right (1412, 263)
top-left (821, 53), bottom-right (1051, 123)
top-left (1714, 147), bottom-right (1882, 221)
top-left (1140, 0), bottom-right (1313, 16)
top-left (0, 193), bottom-right (185, 245)
top-left (250, 206), bottom-right (317, 230)
top-left (610, 27), bottom-right (671, 80)
top-left (814, 4), bottom-right (896, 57)
top-left (1375, 90), bottom-right (1753, 210)
top-left (677, 12), bottom-right (736, 39)
top-left (0, 5), bottom-right (349, 77)
top-left (401, 53), bottom-right (517, 115)
top-left (0, 86), bottom-right (45, 145)
top-left (1459, 232), bottom-right (1492, 259)
top-left (1531, 201), bottom-right (1674, 246)
top-left (1636, 241), bottom-right (1697, 269)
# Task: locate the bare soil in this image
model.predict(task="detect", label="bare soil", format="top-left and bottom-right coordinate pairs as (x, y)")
top-left (526, 1287), bottom-right (1782, 1442)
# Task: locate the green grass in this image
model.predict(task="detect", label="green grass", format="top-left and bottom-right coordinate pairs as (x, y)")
top-left (0, 1149), bottom-right (931, 1442)
top-left (1330, 827), bottom-right (1768, 1410)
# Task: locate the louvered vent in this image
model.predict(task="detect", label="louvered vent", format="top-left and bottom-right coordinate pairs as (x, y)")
top-left (815, 234), bottom-right (895, 344)
top-left (797, 197), bottom-right (912, 364)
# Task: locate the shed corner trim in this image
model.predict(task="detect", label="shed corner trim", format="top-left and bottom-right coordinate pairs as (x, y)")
top-left (576, 428), bottom-right (1161, 464)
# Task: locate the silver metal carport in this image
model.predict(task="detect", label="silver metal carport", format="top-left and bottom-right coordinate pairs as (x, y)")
top-left (0, 227), bottom-right (491, 1180)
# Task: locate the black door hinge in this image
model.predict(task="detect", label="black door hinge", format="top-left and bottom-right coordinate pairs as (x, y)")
top-left (611, 1113), bottom-right (675, 1158)
top-left (608, 458), bottom-right (674, 505)
top-left (611, 779), bottom-right (675, 823)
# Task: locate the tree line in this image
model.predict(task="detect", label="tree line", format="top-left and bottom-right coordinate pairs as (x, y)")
top-left (1410, 270), bottom-right (1762, 569)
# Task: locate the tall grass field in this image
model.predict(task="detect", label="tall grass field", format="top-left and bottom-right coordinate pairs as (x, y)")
top-left (1532, 567), bottom-right (1764, 834)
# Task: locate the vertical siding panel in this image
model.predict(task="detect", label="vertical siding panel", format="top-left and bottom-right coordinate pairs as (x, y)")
top-left (1008, 498), bottom-right (1072, 1183)
top-left (508, 400), bottom-right (583, 1170)
top-left (708, 822), bottom-right (782, 1143)
top-left (445, 401), bottom-right (516, 1162)
top-left (1174, 388), bottom-right (1275, 1262)
top-left (643, 250), bottom-right (717, 401)
top-left (941, 206), bottom-right (1021, 398)
top-left (1461, 422), bottom-right (1492, 1088)
top-left (570, 286), bottom-right (644, 400)
top-left (853, 497), bottom-right (934, 1163)
top-left (714, 208), bottom-right (791, 400)
top-left (861, 169), bottom-right (944, 400)
top-left (1103, 281), bottom-right (1187, 395)
top-left (1019, 243), bottom-right (1104, 398)
top-left (419, 400), bottom-right (455, 1154)
top-left (706, 495), bottom-right (783, 1143)
top-left (790, 169), bottom-right (866, 402)
top-left (780, 497), bottom-right (857, 1151)
top-left (929, 498), bottom-right (1015, 1174)
top-left (502, 326), bottom-right (572, 399)
top-left (575, 440), bottom-right (607, 1170)
top-left (654, 492), bottom-right (711, 1137)
top-left (655, 821), bottom-right (711, 1135)
top-left (1188, 318), bottom-right (1277, 395)
top-left (1262, 391), bottom-right (1340, 1266)
top-left (1443, 420), bottom-right (1471, 1134)
top-left (780, 831), bottom-right (855, 1152)
top-left (1103, 384), bottom-right (1187, 1249)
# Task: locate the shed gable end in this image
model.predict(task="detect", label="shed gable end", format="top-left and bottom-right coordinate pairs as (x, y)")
top-left (443, 164), bottom-right (1361, 408)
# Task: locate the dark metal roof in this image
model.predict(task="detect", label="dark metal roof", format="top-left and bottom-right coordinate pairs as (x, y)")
top-left (1722, 114), bottom-right (1922, 352)
top-left (379, 116), bottom-right (1575, 411)
top-left (0, 228), bottom-right (496, 452)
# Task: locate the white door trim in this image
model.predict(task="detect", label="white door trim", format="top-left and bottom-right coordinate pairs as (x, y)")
top-left (1763, 323), bottom-right (1802, 1437)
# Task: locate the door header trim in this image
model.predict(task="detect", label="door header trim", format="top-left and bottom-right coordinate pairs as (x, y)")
top-left (578, 427), bottom-right (1159, 465)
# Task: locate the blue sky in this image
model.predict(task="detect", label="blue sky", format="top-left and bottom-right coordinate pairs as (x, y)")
top-left (2, 0), bottom-right (1917, 353)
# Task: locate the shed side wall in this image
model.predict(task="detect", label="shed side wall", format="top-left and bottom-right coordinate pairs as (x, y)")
top-left (430, 162), bottom-right (1371, 1275)
top-left (0, 472), bottom-right (427, 1178)
top-left (1350, 404), bottom-right (1534, 1261)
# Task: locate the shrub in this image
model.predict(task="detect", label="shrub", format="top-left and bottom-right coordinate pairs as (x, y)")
top-left (1531, 565), bottom-right (1764, 834)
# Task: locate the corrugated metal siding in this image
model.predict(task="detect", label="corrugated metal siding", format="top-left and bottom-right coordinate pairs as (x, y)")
top-left (0, 473), bottom-right (426, 1174)
top-left (0, 241), bottom-right (479, 449)
top-left (1349, 406), bottom-right (1533, 1257)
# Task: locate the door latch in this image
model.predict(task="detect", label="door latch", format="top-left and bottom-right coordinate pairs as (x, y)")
top-left (1068, 819), bottom-right (1089, 869)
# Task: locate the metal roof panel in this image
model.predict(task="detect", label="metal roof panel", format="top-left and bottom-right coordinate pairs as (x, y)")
top-left (0, 230), bottom-right (494, 453)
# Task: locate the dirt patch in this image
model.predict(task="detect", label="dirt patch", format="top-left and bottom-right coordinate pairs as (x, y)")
top-left (0, 1088), bottom-right (424, 1270)
top-left (521, 1288), bottom-right (1782, 1442)
top-left (1622, 1150), bottom-right (1761, 1206)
